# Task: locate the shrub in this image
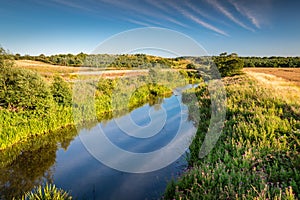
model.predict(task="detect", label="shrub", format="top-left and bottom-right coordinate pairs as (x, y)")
top-left (50, 76), bottom-right (72, 106)
top-left (186, 63), bottom-right (196, 69)
top-left (0, 64), bottom-right (52, 112)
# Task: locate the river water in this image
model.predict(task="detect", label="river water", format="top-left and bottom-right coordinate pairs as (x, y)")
top-left (0, 86), bottom-right (197, 200)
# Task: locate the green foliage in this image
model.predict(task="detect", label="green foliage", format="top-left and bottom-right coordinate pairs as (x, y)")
top-left (213, 52), bottom-right (244, 77)
top-left (186, 63), bottom-right (196, 69)
top-left (0, 68), bottom-right (193, 149)
top-left (0, 47), bottom-right (5, 65)
top-left (12, 52), bottom-right (178, 68)
top-left (0, 64), bottom-right (52, 112)
top-left (128, 84), bottom-right (172, 110)
top-left (93, 71), bottom-right (183, 118)
top-left (51, 76), bottom-right (72, 106)
top-left (0, 125), bottom-right (77, 199)
top-left (11, 50), bottom-right (300, 69)
top-left (242, 56), bottom-right (300, 68)
top-left (96, 78), bottom-right (116, 96)
top-left (164, 75), bottom-right (300, 199)
top-left (0, 47), bottom-right (14, 69)
top-left (19, 184), bottom-right (72, 200)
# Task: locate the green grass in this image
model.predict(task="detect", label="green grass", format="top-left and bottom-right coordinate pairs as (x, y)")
top-left (0, 66), bottom-right (192, 199)
top-left (0, 69), bottom-right (189, 150)
top-left (17, 184), bottom-right (72, 200)
top-left (164, 75), bottom-right (300, 199)
top-left (0, 105), bottom-right (74, 149)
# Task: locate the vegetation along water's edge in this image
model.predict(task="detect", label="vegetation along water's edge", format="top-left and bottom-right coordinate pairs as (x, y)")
top-left (1, 48), bottom-right (209, 150)
top-left (0, 67), bottom-right (188, 150)
top-left (164, 74), bottom-right (300, 199)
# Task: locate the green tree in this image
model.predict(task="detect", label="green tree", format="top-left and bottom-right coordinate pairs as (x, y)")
top-left (186, 63), bottom-right (196, 69)
top-left (50, 76), bottom-right (72, 106)
top-left (214, 52), bottom-right (244, 77)
top-left (0, 65), bottom-right (52, 112)
top-left (0, 47), bottom-right (14, 66)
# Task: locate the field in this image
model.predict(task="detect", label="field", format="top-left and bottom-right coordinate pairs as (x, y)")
top-left (244, 68), bottom-right (300, 106)
top-left (15, 60), bottom-right (86, 79)
top-left (244, 67), bottom-right (300, 86)
top-left (14, 60), bottom-right (151, 80)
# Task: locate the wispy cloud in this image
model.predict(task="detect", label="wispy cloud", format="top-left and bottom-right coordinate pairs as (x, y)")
top-left (125, 19), bottom-right (152, 27)
top-left (188, 14), bottom-right (229, 36)
top-left (228, 0), bottom-right (260, 28)
top-left (51, 0), bottom-right (92, 12)
top-left (100, 0), bottom-right (188, 28)
top-left (166, 1), bottom-right (228, 36)
top-left (44, 0), bottom-right (265, 36)
top-left (144, 0), bottom-right (189, 28)
top-left (124, 15), bottom-right (165, 27)
top-left (205, 0), bottom-right (255, 32)
top-left (145, 0), bottom-right (172, 14)
top-left (185, 0), bottom-right (215, 22)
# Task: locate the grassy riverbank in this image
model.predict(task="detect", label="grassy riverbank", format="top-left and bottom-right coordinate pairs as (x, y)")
top-left (0, 61), bottom-right (190, 150)
top-left (164, 74), bottom-right (300, 199)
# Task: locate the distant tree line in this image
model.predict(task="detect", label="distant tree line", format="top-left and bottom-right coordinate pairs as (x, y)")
top-left (8, 45), bottom-right (300, 70)
top-left (242, 56), bottom-right (300, 68)
top-left (14, 52), bottom-right (87, 67)
top-left (13, 52), bottom-right (176, 68)
top-left (85, 54), bottom-right (175, 68)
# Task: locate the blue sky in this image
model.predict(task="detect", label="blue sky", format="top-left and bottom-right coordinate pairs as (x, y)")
top-left (0, 0), bottom-right (299, 56)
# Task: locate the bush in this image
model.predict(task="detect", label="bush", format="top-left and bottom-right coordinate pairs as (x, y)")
top-left (186, 63), bottom-right (196, 69)
top-left (0, 65), bottom-right (52, 112)
top-left (51, 76), bottom-right (72, 106)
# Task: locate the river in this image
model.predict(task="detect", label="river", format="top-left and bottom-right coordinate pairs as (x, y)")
top-left (0, 85), bottom-right (197, 200)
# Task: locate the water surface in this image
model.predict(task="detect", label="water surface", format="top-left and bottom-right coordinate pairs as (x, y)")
top-left (0, 87), bottom-right (196, 200)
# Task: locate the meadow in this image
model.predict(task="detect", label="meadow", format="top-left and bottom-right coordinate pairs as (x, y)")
top-left (164, 73), bottom-right (300, 199)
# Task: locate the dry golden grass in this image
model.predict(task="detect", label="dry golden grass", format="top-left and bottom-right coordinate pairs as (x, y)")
top-left (244, 69), bottom-right (300, 106)
top-left (13, 59), bottom-right (192, 82)
top-left (14, 60), bottom-right (148, 81)
top-left (244, 67), bottom-right (300, 86)
top-left (14, 60), bottom-right (105, 81)
top-left (14, 60), bottom-right (80, 80)
top-left (15, 60), bottom-right (81, 72)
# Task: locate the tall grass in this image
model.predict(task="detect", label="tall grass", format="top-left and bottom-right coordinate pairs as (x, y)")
top-left (0, 105), bottom-right (73, 149)
top-left (0, 70), bottom-right (189, 150)
top-left (164, 75), bottom-right (300, 199)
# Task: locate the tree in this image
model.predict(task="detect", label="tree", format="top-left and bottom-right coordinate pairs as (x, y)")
top-left (14, 53), bottom-right (21, 60)
top-left (186, 63), bottom-right (196, 69)
top-left (0, 65), bottom-right (52, 112)
top-left (50, 76), bottom-right (72, 106)
top-left (1, 47), bottom-right (52, 112)
top-left (0, 47), bottom-right (13, 64)
top-left (214, 53), bottom-right (244, 77)
top-left (0, 47), bottom-right (5, 66)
